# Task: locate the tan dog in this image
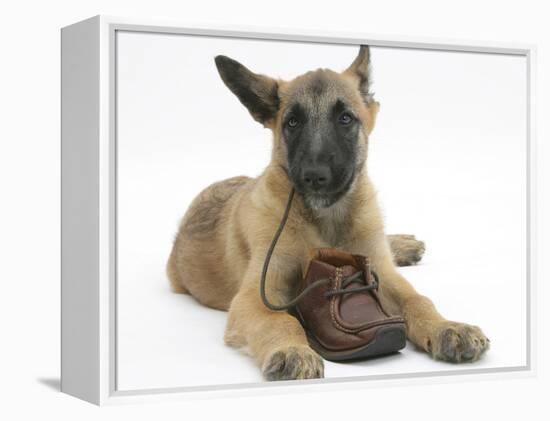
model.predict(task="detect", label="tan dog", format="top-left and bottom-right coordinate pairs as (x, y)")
top-left (167, 46), bottom-right (489, 380)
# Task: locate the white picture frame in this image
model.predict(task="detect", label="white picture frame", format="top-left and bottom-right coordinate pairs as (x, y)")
top-left (61, 15), bottom-right (537, 405)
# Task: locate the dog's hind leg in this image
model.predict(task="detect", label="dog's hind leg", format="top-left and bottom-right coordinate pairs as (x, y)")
top-left (387, 234), bottom-right (425, 266)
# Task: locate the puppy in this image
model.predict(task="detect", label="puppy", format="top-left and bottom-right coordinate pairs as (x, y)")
top-left (167, 46), bottom-right (489, 380)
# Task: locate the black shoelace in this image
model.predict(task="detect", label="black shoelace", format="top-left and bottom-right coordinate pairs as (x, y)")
top-left (259, 187), bottom-right (379, 312)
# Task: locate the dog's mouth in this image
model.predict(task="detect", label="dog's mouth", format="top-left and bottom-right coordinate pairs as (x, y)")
top-left (297, 170), bottom-right (355, 210)
top-left (281, 164), bottom-right (356, 210)
top-left (303, 193), bottom-right (335, 209)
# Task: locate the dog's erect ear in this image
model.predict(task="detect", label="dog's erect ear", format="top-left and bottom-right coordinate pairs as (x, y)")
top-left (343, 45), bottom-right (374, 105)
top-left (215, 55), bottom-right (280, 127)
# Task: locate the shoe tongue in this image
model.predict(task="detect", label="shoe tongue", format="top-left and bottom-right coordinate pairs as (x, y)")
top-left (340, 265), bottom-right (358, 278)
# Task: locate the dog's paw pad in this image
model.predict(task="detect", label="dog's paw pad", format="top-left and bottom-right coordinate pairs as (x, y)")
top-left (262, 346), bottom-right (324, 381)
top-left (428, 322), bottom-right (490, 363)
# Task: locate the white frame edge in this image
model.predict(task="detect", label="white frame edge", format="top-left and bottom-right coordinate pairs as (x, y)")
top-left (60, 14), bottom-right (537, 406)
top-left (61, 16), bottom-right (101, 404)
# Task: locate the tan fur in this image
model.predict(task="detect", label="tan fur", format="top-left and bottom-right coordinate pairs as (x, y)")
top-left (387, 234), bottom-right (425, 266)
top-left (167, 49), bottom-right (489, 380)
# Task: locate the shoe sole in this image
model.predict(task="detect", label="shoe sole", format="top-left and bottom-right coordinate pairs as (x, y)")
top-left (305, 325), bottom-right (407, 362)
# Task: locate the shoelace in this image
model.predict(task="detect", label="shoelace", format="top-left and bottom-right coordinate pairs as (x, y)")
top-left (324, 270), bottom-right (379, 298)
top-left (260, 187), bottom-right (379, 312)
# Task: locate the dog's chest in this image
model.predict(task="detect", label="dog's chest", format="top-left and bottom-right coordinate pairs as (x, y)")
top-left (310, 201), bottom-right (354, 247)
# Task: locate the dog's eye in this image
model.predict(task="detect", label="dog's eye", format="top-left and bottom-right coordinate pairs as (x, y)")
top-left (287, 117), bottom-right (299, 128)
top-left (338, 113), bottom-right (354, 125)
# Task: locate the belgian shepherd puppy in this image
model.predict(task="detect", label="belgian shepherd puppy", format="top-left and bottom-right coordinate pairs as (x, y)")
top-left (167, 46), bottom-right (489, 380)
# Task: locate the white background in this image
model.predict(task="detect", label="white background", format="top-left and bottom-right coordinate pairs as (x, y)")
top-left (116, 31), bottom-right (527, 390)
top-left (0, 0), bottom-right (548, 420)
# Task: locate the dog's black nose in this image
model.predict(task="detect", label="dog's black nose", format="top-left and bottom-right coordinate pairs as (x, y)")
top-left (302, 166), bottom-right (331, 190)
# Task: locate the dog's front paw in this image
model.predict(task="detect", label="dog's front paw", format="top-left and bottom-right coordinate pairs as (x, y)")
top-left (262, 345), bottom-right (324, 381)
top-left (387, 234), bottom-right (426, 266)
top-left (427, 321), bottom-right (490, 363)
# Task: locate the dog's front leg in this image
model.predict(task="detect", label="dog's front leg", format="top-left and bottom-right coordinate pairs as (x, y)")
top-left (368, 240), bottom-right (490, 363)
top-left (224, 261), bottom-right (324, 381)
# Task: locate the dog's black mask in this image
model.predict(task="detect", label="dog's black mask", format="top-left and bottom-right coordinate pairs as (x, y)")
top-left (282, 79), bottom-right (361, 209)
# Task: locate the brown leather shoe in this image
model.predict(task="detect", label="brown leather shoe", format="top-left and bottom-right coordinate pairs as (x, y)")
top-left (295, 248), bottom-right (407, 361)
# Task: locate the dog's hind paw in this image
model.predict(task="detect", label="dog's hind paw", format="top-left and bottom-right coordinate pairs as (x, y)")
top-left (387, 234), bottom-right (426, 266)
top-left (262, 345), bottom-right (324, 381)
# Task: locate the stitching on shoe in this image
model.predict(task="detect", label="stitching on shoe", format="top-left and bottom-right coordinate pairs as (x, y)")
top-left (330, 267), bottom-right (404, 334)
